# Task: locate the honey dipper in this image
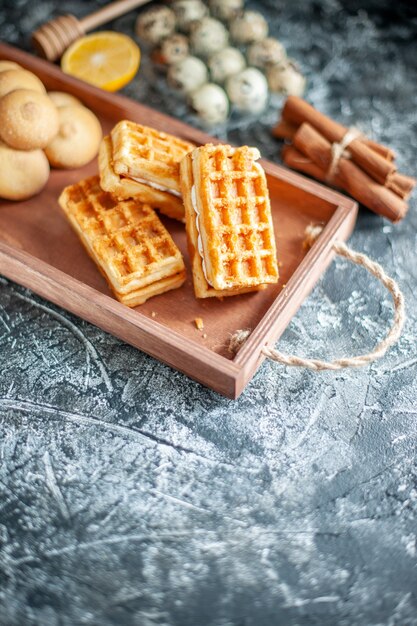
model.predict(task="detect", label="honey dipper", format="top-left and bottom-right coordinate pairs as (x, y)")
top-left (32, 0), bottom-right (152, 62)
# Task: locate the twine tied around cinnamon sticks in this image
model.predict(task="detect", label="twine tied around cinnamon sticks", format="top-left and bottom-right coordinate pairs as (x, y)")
top-left (273, 97), bottom-right (416, 222)
top-left (325, 126), bottom-right (362, 183)
top-left (229, 225), bottom-right (405, 371)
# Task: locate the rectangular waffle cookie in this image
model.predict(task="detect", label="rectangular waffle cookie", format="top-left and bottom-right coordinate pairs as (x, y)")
top-left (99, 135), bottom-right (185, 222)
top-left (180, 144), bottom-right (278, 299)
top-left (59, 176), bottom-right (186, 307)
top-left (111, 119), bottom-right (194, 190)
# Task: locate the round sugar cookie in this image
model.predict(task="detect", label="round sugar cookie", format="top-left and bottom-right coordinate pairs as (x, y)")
top-left (44, 105), bottom-right (102, 169)
top-left (0, 60), bottom-right (21, 73)
top-left (0, 140), bottom-right (49, 201)
top-left (47, 91), bottom-right (82, 108)
top-left (0, 89), bottom-right (59, 150)
top-left (0, 69), bottom-right (46, 98)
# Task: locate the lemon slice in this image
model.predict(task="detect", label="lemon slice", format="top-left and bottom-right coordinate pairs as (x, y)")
top-left (61, 32), bottom-right (140, 92)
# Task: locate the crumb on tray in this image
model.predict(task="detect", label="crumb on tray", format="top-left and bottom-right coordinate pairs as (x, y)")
top-left (194, 317), bottom-right (204, 331)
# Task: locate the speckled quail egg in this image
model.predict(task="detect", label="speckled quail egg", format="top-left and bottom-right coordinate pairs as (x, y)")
top-left (167, 56), bottom-right (208, 94)
top-left (226, 67), bottom-right (268, 114)
top-left (190, 83), bottom-right (229, 125)
top-left (208, 47), bottom-right (246, 84)
top-left (172, 0), bottom-right (208, 33)
top-left (209, 0), bottom-right (244, 21)
top-left (267, 60), bottom-right (306, 96)
top-left (229, 11), bottom-right (269, 44)
top-left (190, 17), bottom-right (229, 57)
top-left (247, 38), bottom-right (287, 69)
top-left (135, 6), bottom-right (176, 45)
top-left (153, 34), bottom-right (189, 65)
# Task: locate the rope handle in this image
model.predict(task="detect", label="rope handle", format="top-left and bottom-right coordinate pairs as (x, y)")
top-left (229, 225), bottom-right (405, 371)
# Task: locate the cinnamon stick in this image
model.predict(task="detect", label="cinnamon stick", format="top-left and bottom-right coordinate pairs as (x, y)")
top-left (283, 145), bottom-right (407, 223)
top-left (272, 120), bottom-right (298, 141)
top-left (386, 172), bottom-right (416, 200)
top-left (274, 118), bottom-right (395, 161)
top-left (364, 139), bottom-right (396, 162)
top-left (283, 96), bottom-right (397, 184)
top-left (290, 123), bottom-right (408, 222)
top-left (282, 144), bottom-right (342, 184)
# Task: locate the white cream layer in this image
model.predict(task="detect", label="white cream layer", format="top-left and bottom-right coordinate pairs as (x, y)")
top-left (130, 176), bottom-right (181, 198)
top-left (191, 184), bottom-right (213, 286)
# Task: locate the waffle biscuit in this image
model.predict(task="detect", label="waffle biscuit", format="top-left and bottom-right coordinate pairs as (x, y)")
top-left (99, 135), bottom-right (185, 222)
top-left (107, 120), bottom-right (194, 217)
top-left (180, 144), bottom-right (278, 298)
top-left (111, 120), bottom-right (194, 192)
top-left (59, 176), bottom-right (186, 306)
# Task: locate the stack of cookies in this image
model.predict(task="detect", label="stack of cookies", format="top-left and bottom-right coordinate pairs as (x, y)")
top-left (59, 120), bottom-right (279, 306)
top-left (0, 60), bottom-right (102, 201)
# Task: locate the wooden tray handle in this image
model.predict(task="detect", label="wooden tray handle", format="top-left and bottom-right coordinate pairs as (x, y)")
top-left (230, 225), bottom-right (405, 370)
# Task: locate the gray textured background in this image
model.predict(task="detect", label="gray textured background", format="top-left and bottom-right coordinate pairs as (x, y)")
top-left (1, 1), bottom-right (417, 624)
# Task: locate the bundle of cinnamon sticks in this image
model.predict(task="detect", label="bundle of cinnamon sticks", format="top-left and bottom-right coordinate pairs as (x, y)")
top-left (273, 96), bottom-right (415, 222)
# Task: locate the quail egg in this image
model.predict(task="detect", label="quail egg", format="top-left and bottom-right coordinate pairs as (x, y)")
top-left (172, 0), bottom-right (208, 32)
top-left (190, 83), bottom-right (229, 125)
top-left (135, 6), bottom-right (176, 45)
top-left (229, 11), bottom-right (269, 44)
top-left (167, 56), bottom-right (208, 94)
top-left (209, 0), bottom-right (244, 21)
top-left (226, 67), bottom-right (268, 114)
top-left (267, 60), bottom-right (306, 96)
top-left (153, 34), bottom-right (189, 65)
top-left (190, 17), bottom-right (229, 57)
top-left (208, 47), bottom-right (246, 83)
top-left (247, 38), bottom-right (287, 69)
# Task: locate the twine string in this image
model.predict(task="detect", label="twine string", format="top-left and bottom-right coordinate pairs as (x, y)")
top-left (325, 127), bottom-right (363, 184)
top-left (229, 225), bottom-right (405, 371)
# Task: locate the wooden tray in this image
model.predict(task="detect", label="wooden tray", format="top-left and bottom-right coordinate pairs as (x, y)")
top-left (0, 42), bottom-right (358, 399)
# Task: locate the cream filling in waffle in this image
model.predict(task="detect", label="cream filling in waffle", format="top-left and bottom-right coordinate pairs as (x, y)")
top-left (191, 183), bottom-right (213, 287)
top-left (129, 175), bottom-right (182, 199)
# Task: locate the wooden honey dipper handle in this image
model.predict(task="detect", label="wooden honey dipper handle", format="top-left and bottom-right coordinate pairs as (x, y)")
top-left (80, 0), bottom-right (151, 31)
top-left (32, 0), bottom-right (151, 62)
